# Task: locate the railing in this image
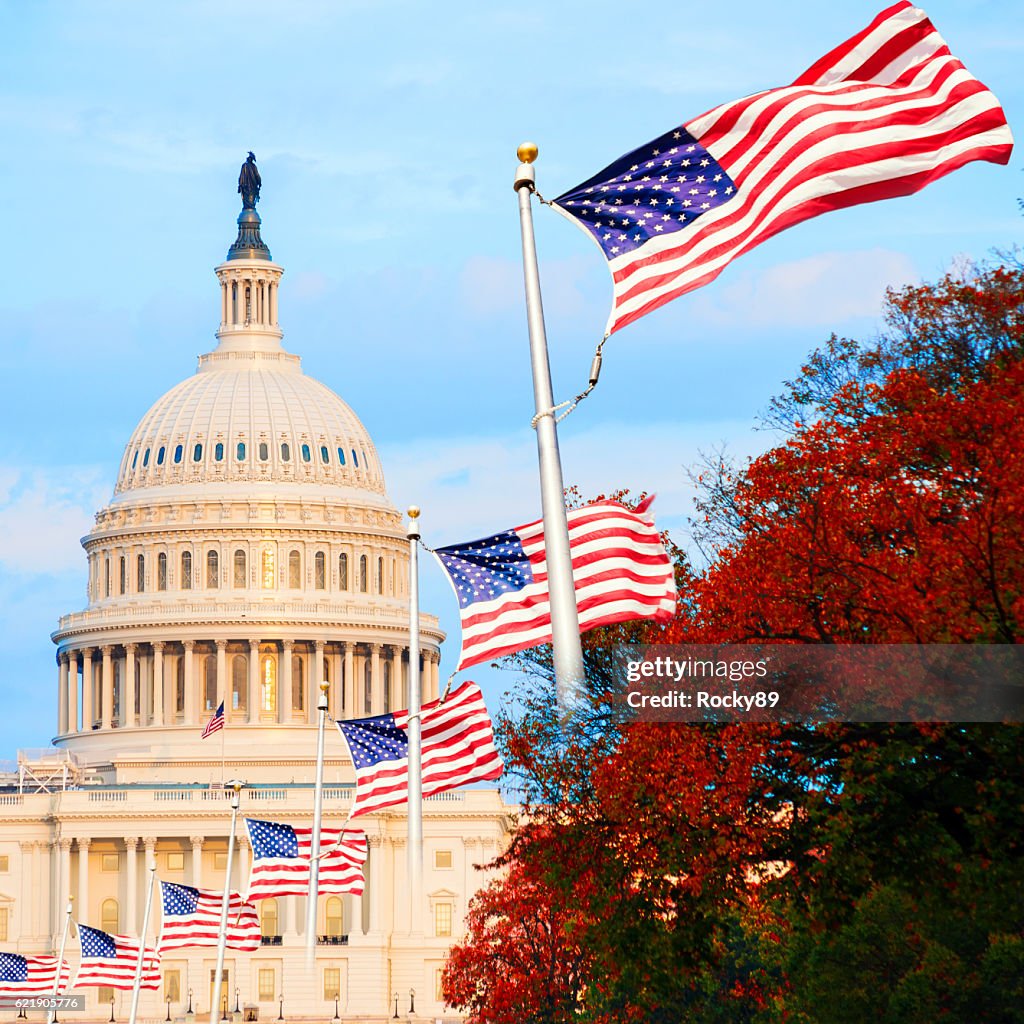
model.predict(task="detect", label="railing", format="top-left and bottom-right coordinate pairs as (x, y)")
top-left (259, 935), bottom-right (283, 946)
top-left (88, 790), bottom-right (128, 802)
top-left (0, 794), bottom-right (24, 806)
top-left (317, 935), bottom-right (348, 945)
top-left (155, 790), bottom-right (194, 802)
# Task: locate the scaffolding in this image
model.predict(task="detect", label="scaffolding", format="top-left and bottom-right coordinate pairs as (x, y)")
top-left (17, 748), bottom-right (84, 793)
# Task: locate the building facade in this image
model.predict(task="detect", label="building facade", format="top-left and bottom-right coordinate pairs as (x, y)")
top-left (0, 170), bottom-right (510, 1021)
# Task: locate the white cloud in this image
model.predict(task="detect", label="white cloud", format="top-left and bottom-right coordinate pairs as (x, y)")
top-left (0, 467), bottom-right (107, 575)
top-left (690, 249), bottom-right (919, 328)
top-left (378, 418), bottom-right (766, 547)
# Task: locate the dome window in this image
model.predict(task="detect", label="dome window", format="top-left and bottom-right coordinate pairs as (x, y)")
top-left (173, 445), bottom-right (183, 464)
top-left (261, 547), bottom-right (276, 589)
top-left (131, 450), bottom-right (139, 470)
top-left (207, 549), bottom-right (219, 589)
top-left (157, 552), bottom-right (167, 591)
top-left (301, 444), bottom-right (312, 463)
top-left (338, 553), bottom-right (348, 590)
top-left (320, 446), bottom-right (329, 465)
top-left (156, 446), bottom-right (166, 466)
top-left (281, 442), bottom-right (291, 462)
top-left (143, 448), bottom-right (151, 468)
top-left (214, 443), bottom-right (224, 462)
top-left (337, 447), bottom-right (346, 466)
top-left (137, 554), bottom-right (145, 593)
top-left (314, 551), bottom-right (326, 590)
top-left (234, 549), bottom-right (247, 588)
top-left (259, 442), bottom-right (269, 461)
top-left (193, 443), bottom-right (203, 463)
top-left (181, 551), bottom-right (192, 590)
top-left (288, 550), bottom-right (302, 589)
top-left (351, 449), bottom-right (359, 468)
top-left (237, 441), bottom-right (246, 462)
top-left (359, 555), bottom-right (368, 594)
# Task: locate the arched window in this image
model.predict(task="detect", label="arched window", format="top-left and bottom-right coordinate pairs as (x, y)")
top-left (233, 549), bottom-right (247, 588)
top-left (232, 655), bottom-right (247, 712)
top-left (143, 448), bottom-right (151, 468)
top-left (137, 554), bottom-right (145, 593)
top-left (157, 552), bottom-right (167, 591)
top-left (119, 556), bottom-right (126, 595)
top-left (101, 898), bottom-right (119, 934)
top-left (261, 548), bottom-right (275, 589)
top-left (112, 661), bottom-right (122, 723)
top-left (260, 899), bottom-right (278, 938)
top-left (181, 551), bottom-right (192, 590)
top-left (131, 449), bottom-right (139, 470)
top-left (206, 550), bottom-right (219, 589)
top-left (157, 446), bottom-right (166, 466)
top-left (134, 660), bottom-right (142, 719)
top-left (288, 550), bottom-right (301, 589)
top-left (376, 556), bottom-right (383, 594)
top-left (292, 655), bottom-right (304, 712)
top-left (383, 660), bottom-right (392, 711)
top-left (193, 443), bottom-right (203, 462)
top-left (338, 553), bottom-right (348, 590)
top-left (301, 443), bottom-right (312, 463)
top-left (391, 558), bottom-right (397, 596)
top-left (320, 446), bottom-right (329, 464)
top-left (214, 442), bottom-right (224, 462)
top-left (325, 897), bottom-right (343, 937)
top-left (363, 657), bottom-right (372, 715)
top-left (202, 656), bottom-right (217, 712)
top-left (259, 441), bottom-right (269, 461)
top-left (175, 658), bottom-right (185, 715)
top-left (261, 654), bottom-right (277, 714)
top-left (314, 551), bottom-right (326, 590)
top-left (104, 558), bottom-right (110, 598)
top-left (352, 449), bottom-right (359, 468)
top-left (236, 441), bottom-right (246, 461)
top-left (280, 442), bottom-right (290, 462)
top-left (359, 556), bottom-right (368, 593)
top-left (173, 444), bottom-right (183, 464)
top-left (337, 447), bottom-right (346, 466)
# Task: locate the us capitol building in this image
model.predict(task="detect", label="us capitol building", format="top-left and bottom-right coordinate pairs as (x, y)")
top-left (0, 158), bottom-right (510, 1021)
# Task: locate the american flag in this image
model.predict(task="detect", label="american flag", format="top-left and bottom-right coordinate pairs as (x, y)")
top-left (434, 498), bottom-right (676, 670)
top-left (201, 701), bottom-right (225, 739)
top-left (245, 818), bottom-right (367, 899)
top-left (73, 925), bottom-right (161, 991)
top-left (337, 680), bottom-right (503, 819)
top-left (553, 1), bottom-right (1013, 336)
top-left (157, 881), bottom-right (260, 952)
top-left (0, 954), bottom-right (70, 997)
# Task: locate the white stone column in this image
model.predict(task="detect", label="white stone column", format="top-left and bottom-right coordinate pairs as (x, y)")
top-left (143, 837), bottom-right (158, 871)
top-left (215, 640), bottom-right (227, 714)
top-left (313, 641), bottom-right (325, 723)
top-left (269, 282), bottom-right (277, 325)
top-left (100, 646), bottom-right (114, 729)
top-left (152, 642), bottom-right (165, 727)
top-left (125, 837), bottom-right (139, 933)
top-left (367, 835), bottom-right (383, 935)
top-left (248, 640), bottom-right (259, 722)
top-left (390, 647), bottom-right (402, 712)
top-left (282, 640), bottom-right (293, 722)
top-left (81, 649), bottom-right (94, 730)
top-left (191, 836), bottom-right (204, 888)
top-left (33, 841), bottom-right (47, 938)
top-left (77, 838), bottom-right (90, 923)
top-left (182, 641), bottom-right (195, 725)
top-left (66, 651), bottom-right (79, 733)
top-left (57, 838), bottom-right (72, 939)
top-left (343, 642), bottom-right (354, 720)
top-left (20, 842), bottom-right (35, 939)
top-left (57, 656), bottom-right (68, 735)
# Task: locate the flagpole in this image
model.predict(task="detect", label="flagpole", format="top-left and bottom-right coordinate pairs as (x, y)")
top-left (211, 781), bottom-right (243, 1024)
top-left (513, 143), bottom-right (585, 713)
top-left (47, 897), bottom-right (72, 1024)
top-left (406, 506), bottom-right (423, 936)
top-left (305, 679), bottom-right (331, 964)
top-left (127, 866), bottom-right (157, 1024)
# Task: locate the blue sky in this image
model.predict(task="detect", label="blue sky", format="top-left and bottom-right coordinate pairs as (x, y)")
top-left (0, 0), bottom-right (1020, 757)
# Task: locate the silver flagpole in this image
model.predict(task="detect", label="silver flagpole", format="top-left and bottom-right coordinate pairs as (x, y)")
top-left (211, 781), bottom-right (243, 1024)
top-left (407, 506), bottom-right (423, 935)
top-left (47, 897), bottom-right (72, 1024)
top-left (305, 679), bottom-right (331, 963)
top-left (513, 143), bottom-right (585, 711)
top-left (127, 866), bottom-right (157, 1024)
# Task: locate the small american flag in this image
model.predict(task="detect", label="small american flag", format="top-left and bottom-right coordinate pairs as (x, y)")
top-left (434, 498), bottom-right (676, 670)
top-left (201, 701), bottom-right (225, 739)
top-left (157, 881), bottom-right (260, 952)
top-left (0, 953), bottom-right (71, 997)
top-left (73, 925), bottom-right (160, 991)
top-left (553, 1), bottom-right (1013, 335)
top-left (245, 818), bottom-right (367, 899)
top-left (337, 680), bottom-right (503, 819)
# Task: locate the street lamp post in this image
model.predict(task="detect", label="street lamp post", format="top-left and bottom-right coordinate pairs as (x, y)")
top-left (408, 989), bottom-right (415, 1015)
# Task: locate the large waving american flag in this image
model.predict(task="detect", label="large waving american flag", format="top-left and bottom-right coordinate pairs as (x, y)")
top-left (434, 498), bottom-right (676, 670)
top-left (553, 1), bottom-right (1013, 336)
top-left (336, 680), bottom-right (503, 819)
top-left (157, 882), bottom-right (260, 952)
top-left (73, 925), bottom-right (161, 991)
top-left (0, 954), bottom-right (71, 997)
top-left (245, 819), bottom-right (367, 899)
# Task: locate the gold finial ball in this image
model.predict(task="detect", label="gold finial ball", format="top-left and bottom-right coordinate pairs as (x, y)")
top-left (517, 142), bottom-right (539, 164)
top-left (408, 505), bottom-right (421, 520)
top-left (231, 781), bottom-right (243, 794)
top-left (320, 680), bottom-right (330, 693)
